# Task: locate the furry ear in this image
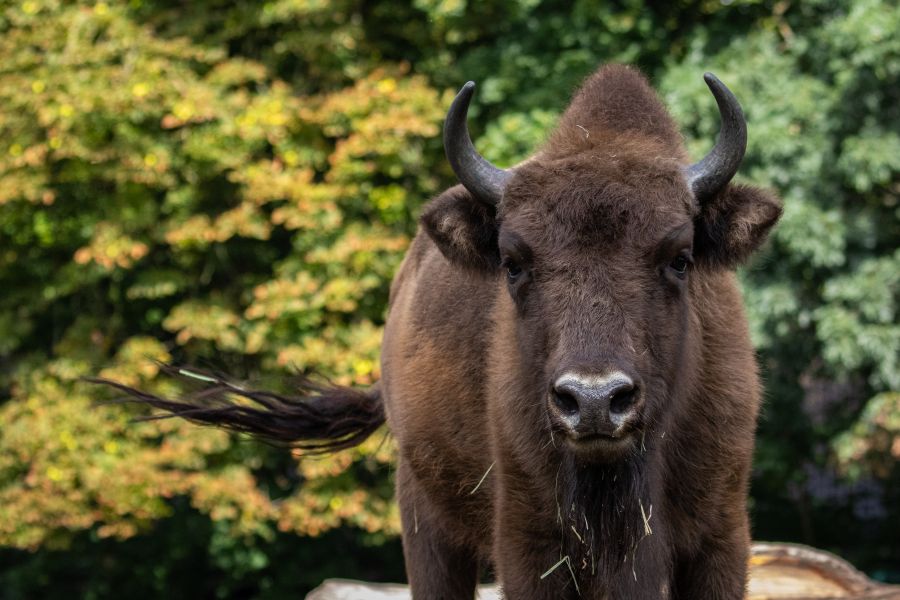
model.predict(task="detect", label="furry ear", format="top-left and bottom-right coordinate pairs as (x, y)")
top-left (693, 183), bottom-right (782, 268)
top-left (420, 184), bottom-right (500, 272)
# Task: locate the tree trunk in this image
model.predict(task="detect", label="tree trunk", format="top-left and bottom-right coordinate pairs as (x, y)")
top-left (305, 543), bottom-right (900, 599)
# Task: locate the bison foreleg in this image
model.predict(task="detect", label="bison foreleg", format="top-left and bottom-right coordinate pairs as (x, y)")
top-left (396, 460), bottom-right (479, 600)
top-left (491, 495), bottom-right (581, 600)
top-left (672, 522), bottom-right (751, 600)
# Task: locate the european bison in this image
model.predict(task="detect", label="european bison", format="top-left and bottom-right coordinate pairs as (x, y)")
top-left (103, 64), bottom-right (783, 599)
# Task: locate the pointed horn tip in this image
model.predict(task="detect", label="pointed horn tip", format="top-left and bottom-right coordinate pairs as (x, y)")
top-left (702, 72), bottom-right (731, 96)
top-left (449, 82), bottom-right (476, 111)
top-left (456, 81), bottom-right (476, 99)
top-left (702, 73), bottom-right (742, 107)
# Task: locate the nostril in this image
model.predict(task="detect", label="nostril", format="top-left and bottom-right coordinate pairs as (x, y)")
top-left (609, 386), bottom-right (636, 415)
top-left (552, 390), bottom-right (580, 416)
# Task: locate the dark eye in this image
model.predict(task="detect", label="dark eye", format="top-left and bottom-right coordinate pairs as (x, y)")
top-left (506, 260), bottom-right (523, 282)
top-left (669, 254), bottom-right (691, 278)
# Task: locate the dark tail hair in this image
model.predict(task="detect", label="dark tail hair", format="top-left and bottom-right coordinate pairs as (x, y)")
top-left (88, 364), bottom-right (385, 453)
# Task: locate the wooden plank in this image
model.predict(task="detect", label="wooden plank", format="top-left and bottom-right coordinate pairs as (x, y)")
top-left (748, 543), bottom-right (900, 599)
top-left (305, 543), bottom-right (900, 599)
top-left (306, 580), bottom-right (500, 600)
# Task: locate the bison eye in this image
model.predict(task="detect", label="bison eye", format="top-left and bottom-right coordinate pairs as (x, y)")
top-left (505, 260), bottom-right (523, 282)
top-left (670, 256), bottom-right (688, 273)
top-left (668, 254), bottom-right (692, 278)
top-left (669, 253), bottom-right (694, 279)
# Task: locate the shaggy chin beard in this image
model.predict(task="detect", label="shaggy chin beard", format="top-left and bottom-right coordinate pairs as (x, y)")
top-left (557, 452), bottom-right (651, 584)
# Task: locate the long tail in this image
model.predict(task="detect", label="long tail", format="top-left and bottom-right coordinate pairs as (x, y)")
top-left (89, 364), bottom-right (385, 453)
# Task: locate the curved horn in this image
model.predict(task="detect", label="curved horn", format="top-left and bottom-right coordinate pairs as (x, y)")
top-left (443, 81), bottom-right (511, 207)
top-left (684, 73), bottom-right (747, 201)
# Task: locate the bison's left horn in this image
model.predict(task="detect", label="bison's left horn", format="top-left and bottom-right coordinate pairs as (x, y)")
top-left (444, 81), bottom-right (511, 207)
top-left (684, 73), bottom-right (747, 201)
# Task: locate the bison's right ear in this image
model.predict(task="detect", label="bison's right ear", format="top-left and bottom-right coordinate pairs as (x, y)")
top-left (420, 184), bottom-right (500, 272)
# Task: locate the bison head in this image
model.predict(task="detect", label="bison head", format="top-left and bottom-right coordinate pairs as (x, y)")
top-left (422, 65), bottom-right (780, 464)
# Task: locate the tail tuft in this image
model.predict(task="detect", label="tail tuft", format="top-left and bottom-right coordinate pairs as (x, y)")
top-left (89, 364), bottom-right (385, 453)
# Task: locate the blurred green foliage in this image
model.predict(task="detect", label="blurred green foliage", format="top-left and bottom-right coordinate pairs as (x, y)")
top-left (0, 0), bottom-right (897, 596)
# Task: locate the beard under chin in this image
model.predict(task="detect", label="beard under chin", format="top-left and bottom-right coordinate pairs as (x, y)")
top-left (557, 449), bottom-right (651, 584)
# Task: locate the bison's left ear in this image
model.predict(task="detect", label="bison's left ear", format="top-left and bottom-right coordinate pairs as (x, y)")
top-left (420, 184), bottom-right (500, 272)
top-left (693, 184), bottom-right (782, 268)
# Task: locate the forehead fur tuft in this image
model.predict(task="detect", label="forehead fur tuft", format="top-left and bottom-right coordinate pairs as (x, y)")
top-left (546, 64), bottom-right (685, 159)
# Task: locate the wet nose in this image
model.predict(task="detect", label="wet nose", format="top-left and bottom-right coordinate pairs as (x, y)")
top-left (550, 371), bottom-right (639, 435)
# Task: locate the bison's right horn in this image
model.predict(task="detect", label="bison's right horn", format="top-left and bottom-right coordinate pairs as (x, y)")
top-left (444, 81), bottom-right (511, 207)
top-left (684, 73), bottom-right (748, 202)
